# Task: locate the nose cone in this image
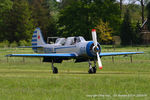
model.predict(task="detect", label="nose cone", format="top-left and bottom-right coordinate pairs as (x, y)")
top-left (96, 47), bottom-right (99, 51)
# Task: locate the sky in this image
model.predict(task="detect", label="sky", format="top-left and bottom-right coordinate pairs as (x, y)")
top-left (56, 0), bottom-right (140, 4)
top-left (117, 0), bottom-right (140, 4)
top-left (56, 0), bottom-right (61, 2)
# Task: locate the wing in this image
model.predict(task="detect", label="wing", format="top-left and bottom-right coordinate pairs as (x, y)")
top-left (6, 53), bottom-right (77, 58)
top-left (100, 52), bottom-right (144, 56)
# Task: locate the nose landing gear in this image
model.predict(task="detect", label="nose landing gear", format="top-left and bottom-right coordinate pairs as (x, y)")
top-left (88, 60), bottom-right (97, 74)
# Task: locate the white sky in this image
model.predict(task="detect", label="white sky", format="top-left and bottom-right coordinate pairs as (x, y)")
top-left (56, 0), bottom-right (61, 2)
top-left (117, 0), bottom-right (140, 4)
top-left (56, 0), bottom-right (140, 4)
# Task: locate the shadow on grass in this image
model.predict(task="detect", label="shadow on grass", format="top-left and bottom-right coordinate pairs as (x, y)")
top-left (59, 71), bottom-right (148, 75)
top-left (0, 70), bottom-right (149, 75)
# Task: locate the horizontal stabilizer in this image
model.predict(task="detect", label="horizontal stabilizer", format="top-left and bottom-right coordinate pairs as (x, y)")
top-left (100, 52), bottom-right (144, 56)
top-left (18, 46), bottom-right (42, 48)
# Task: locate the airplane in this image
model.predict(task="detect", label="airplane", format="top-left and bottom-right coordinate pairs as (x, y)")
top-left (6, 28), bottom-right (144, 74)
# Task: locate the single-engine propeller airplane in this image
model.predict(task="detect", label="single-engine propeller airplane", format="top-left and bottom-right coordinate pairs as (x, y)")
top-left (6, 28), bottom-right (144, 74)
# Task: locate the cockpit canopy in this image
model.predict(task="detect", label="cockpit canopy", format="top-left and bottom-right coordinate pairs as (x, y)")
top-left (55, 38), bottom-right (66, 45)
top-left (55, 36), bottom-right (86, 45)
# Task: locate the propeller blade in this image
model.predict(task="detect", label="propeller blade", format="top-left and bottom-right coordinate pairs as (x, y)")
top-left (92, 29), bottom-right (97, 46)
top-left (97, 52), bottom-right (103, 69)
top-left (92, 29), bottom-right (103, 69)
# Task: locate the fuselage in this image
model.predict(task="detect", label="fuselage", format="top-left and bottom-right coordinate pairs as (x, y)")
top-left (34, 40), bottom-right (101, 59)
top-left (31, 28), bottom-right (101, 60)
top-left (31, 28), bottom-right (101, 62)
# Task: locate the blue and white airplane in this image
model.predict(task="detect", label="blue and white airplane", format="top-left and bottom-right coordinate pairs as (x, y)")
top-left (6, 28), bottom-right (144, 74)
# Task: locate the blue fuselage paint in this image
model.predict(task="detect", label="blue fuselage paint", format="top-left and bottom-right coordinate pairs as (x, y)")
top-left (33, 31), bottom-right (37, 33)
top-left (32, 43), bottom-right (37, 45)
top-left (32, 39), bottom-right (37, 42)
top-left (32, 35), bottom-right (37, 38)
top-left (86, 41), bottom-right (94, 57)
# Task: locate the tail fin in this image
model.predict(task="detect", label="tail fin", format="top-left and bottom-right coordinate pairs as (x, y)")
top-left (31, 28), bottom-right (46, 46)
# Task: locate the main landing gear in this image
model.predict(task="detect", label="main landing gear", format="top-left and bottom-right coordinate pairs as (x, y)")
top-left (88, 60), bottom-right (97, 74)
top-left (51, 60), bottom-right (58, 74)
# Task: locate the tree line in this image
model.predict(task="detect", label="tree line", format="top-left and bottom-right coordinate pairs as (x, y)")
top-left (0, 0), bottom-right (58, 44)
top-left (0, 0), bottom-right (150, 46)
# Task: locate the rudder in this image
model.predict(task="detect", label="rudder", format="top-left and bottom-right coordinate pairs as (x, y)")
top-left (31, 28), bottom-right (46, 46)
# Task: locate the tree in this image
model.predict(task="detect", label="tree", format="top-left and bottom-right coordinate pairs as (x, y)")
top-left (134, 0), bottom-right (149, 23)
top-left (58, 0), bottom-right (77, 9)
top-left (0, 0), bottom-right (13, 41)
top-left (126, 4), bottom-right (141, 22)
top-left (30, 0), bottom-right (58, 40)
top-left (58, 0), bottom-right (121, 40)
top-left (120, 0), bottom-right (123, 18)
top-left (0, 0), bottom-right (12, 14)
top-left (120, 9), bottom-right (134, 45)
top-left (133, 21), bottom-right (142, 44)
top-left (31, 0), bottom-right (49, 30)
top-left (58, 0), bottom-right (91, 38)
top-left (45, 0), bottom-right (59, 21)
top-left (91, 0), bottom-right (121, 35)
top-left (120, 0), bottom-right (148, 24)
top-left (96, 19), bottom-right (113, 44)
top-left (44, 0), bottom-right (59, 37)
top-left (5, 0), bottom-right (34, 42)
top-left (146, 1), bottom-right (150, 31)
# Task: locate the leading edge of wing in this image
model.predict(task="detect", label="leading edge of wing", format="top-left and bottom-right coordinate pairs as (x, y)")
top-left (6, 53), bottom-right (77, 57)
top-left (100, 52), bottom-right (144, 56)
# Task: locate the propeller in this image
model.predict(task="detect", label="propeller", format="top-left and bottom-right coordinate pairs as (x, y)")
top-left (92, 29), bottom-right (103, 69)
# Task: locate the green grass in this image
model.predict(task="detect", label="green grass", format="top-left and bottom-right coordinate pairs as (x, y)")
top-left (0, 46), bottom-right (150, 100)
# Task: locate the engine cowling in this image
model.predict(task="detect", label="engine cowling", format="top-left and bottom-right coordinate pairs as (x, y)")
top-left (86, 41), bottom-right (101, 57)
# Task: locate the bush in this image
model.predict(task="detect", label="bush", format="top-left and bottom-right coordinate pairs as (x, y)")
top-left (26, 39), bottom-right (32, 46)
top-left (19, 40), bottom-right (28, 46)
top-left (0, 40), bottom-right (10, 48)
top-left (10, 41), bottom-right (18, 47)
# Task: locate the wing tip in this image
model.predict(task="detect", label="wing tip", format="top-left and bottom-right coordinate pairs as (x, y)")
top-left (5, 54), bottom-right (12, 57)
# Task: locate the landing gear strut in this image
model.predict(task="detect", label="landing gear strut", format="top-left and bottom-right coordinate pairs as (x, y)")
top-left (88, 60), bottom-right (97, 74)
top-left (51, 60), bottom-right (58, 74)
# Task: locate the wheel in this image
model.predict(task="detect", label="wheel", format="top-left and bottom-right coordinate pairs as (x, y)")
top-left (88, 68), bottom-right (94, 74)
top-left (92, 67), bottom-right (96, 73)
top-left (53, 67), bottom-right (58, 74)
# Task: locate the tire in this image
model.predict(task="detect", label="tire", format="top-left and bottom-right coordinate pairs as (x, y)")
top-left (88, 68), bottom-right (94, 74)
top-left (92, 67), bottom-right (96, 73)
top-left (53, 67), bottom-right (58, 74)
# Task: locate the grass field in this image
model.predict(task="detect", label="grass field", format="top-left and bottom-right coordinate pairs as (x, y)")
top-left (0, 46), bottom-right (150, 100)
